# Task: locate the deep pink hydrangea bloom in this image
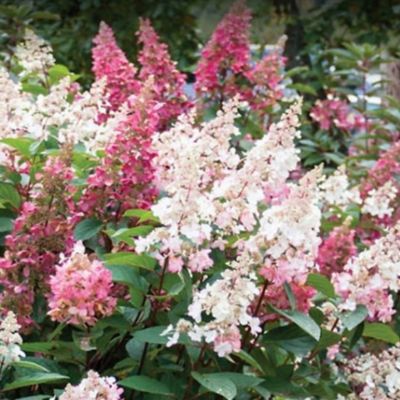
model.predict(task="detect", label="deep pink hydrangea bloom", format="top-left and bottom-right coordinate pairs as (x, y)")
top-left (137, 18), bottom-right (189, 128)
top-left (317, 226), bottom-right (357, 277)
top-left (92, 22), bottom-right (140, 117)
top-left (48, 243), bottom-right (116, 326)
top-left (0, 156), bottom-right (75, 330)
top-left (195, 1), bottom-right (252, 102)
top-left (310, 98), bottom-right (366, 132)
top-left (246, 47), bottom-right (286, 114)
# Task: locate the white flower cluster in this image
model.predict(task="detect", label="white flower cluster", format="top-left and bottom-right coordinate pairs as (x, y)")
top-left (333, 223), bottom-right (400, 322)
top-left (15, 29), bottom-right (55, 77)
top-left (343, 345), bottom-right (400, 399)
top-left (0, 67), bottom-right (125, 153)
top-left (0, 311), bottom-right (25, 371)
top-left (58, 370), bottom-right (123, 400)
top-left (362, 181), bottom-right (398, 218)
top-left (319, 165), bottom-right (361, 208)
top-left (139, 98), bottom-right (323, 356)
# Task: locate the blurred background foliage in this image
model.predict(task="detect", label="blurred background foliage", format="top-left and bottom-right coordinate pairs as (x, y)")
top-left (1, 0), bottom-right (399, 84)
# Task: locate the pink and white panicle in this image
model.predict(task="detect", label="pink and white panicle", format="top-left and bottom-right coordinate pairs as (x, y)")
top-left (139, 98), bottom-right (322, 356)
top-left (195, 1), bottom-right (252, 102)
top-left (92, 22), bottom-right (140, 116)
top-left (59, 370), bottom-right (123, 400)
top-left (333, 223), bottom-right (400, 322)
top-left (137, 18), bottom-right (189, 128)
top-left (48, 242), bottom-right (116, 326)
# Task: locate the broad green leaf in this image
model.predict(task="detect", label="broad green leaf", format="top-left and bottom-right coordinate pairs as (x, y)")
top-left (111, 226), bottom-right (153, 240)
top-left (103, 252), bottom-right (156, 270)
top-left (264, 324), bottom-right (317, 356)
top-left (235, 350), bottom-right (263, 372)
top-left (3, 373), bottom-right (69, 391)
top-left (119, 375), bottom-right (172, 396)
top-left (363, 323), bottom-right (400, 344)
top-left (73, 218), bottom-right (103, 241)
top-left (21, 83), bottom-right (48, 95)
top-left (192, 372), bottom-right (237, 400)
top-left (12, 360), bottom-right (50, 372)
top-left (288, 83), bottom-right (317, 96)
top-left (206, 373), bottom-right (263, 390)
top-left (0, 217), bottom-right (13, 232)
top-left (124, 209), bottom-right (159, 223)
top-left (270, 306), bottom-right (321, 340)
top-left (314, 329), bottom-right (341, 351)
top-left (16, 396), bottom-right (51, 400)
top-left (1, 138), bottom-right (35, 158)
top-left (134, 326), bottom-right (190, 345)
top-left (0, 182), bottom-right (21, 208)
top-left (342, 305), bottom-right (368, 331)
top-left (306, 273), bottom-right (335, 298)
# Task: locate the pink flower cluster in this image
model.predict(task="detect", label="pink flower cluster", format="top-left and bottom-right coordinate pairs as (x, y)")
top-left (317, 225), bottom-right (357, 277)
top-left (246, 44), bottom-right (287, 113)
top-left (0, 156), bottom-right (75, 330)
top-left (333, 224), bottom-right (400, 322)
top-left (59, 370), bottom-right (123, 400)
top-left (195, 1), bottom-right (251, 101)
top-left (310, 97), bottom-right (365, 131)
top-left (92, 22), bottom-right (140, 117)
top-left (48, 242), bottom-right (116, 326)
top-left (137, 18), bottom-right (189, 128)
top-left (195, 1), bottom-right (286, 112)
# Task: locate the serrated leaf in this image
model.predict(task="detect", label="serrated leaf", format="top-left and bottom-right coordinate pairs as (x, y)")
top-left (192, 372), bottom-right (237, 400)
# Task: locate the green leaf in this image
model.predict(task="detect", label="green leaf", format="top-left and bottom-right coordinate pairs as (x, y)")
top-left (288, 83), bottom-right (317, 96)
top-left (73, 218), bottom-right (103, 241)
top-left (269, 306), bottom-right (321, 340)
top-left (16, 396), bottom-right (51, 400)
top-left (111, 226), bottom-right (153, 241)
top-left (124, 209), bottom-right (159, 223)
top-left (306, 273), bottom-right (335, 298)
top-left (103, 252), bottom-right (156, 270)
top-left (283, 282), bottom-right (297, 310)
top-left (363, 323), bottom-right (400, 344)
top-left (235, 351), bottom-right (263, 372)
top-left (21, 83), bottom-right (48, 95)
top-left (264, 324), bottom-right (317, 356)
top-left (3, 373), bottom-right (69, 391)
top-left (0, 182), bottom-right (21, 208)
top-left (1, 138), bottom-right (35, 158)
top-left (191, 372), bottom-right (237, 400)
top-left (119, 376), bottom-right (172, 396)
top-left (206, 373), bottom-right (263, 390)
top-left (342, 305), bottom-right (368, 331)
top-left (0, 217), bottom-right (13, 232)
top-left (12, 360), bottom-right (50, 372)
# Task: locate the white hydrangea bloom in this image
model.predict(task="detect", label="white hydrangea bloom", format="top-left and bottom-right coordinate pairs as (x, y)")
top-left (320, 165), bottom-right (361, 208)
top-left (149, 99), bottom-right (323, 357)
top-left (362, 180), bottom-right (398, 218)
top-left (343, 345), bottom-right (400, 399)
top-left (0, 311), bottom-right (25, 371)
top-left (59, 370), bottom-right (123, 400)
top-left (15, 29), bottom-right (55, 76)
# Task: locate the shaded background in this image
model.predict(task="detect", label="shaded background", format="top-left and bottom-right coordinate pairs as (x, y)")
top-left (1, 0), bottom-right (399, 85)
